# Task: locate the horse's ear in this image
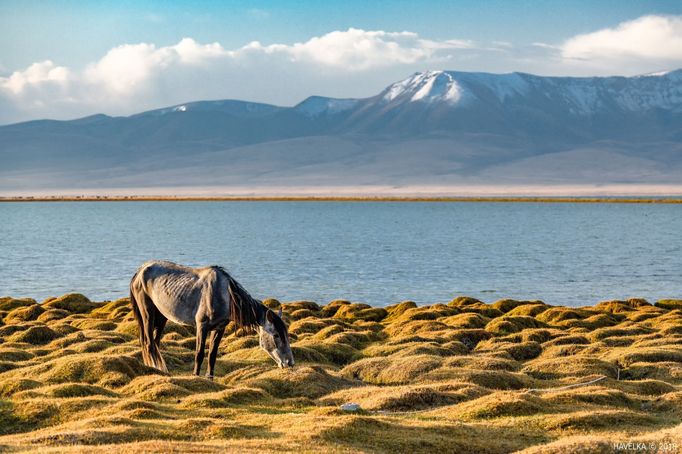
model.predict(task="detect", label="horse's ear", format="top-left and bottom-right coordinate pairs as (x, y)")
top-left (278, 307), bottom-right (283, 318)
top-left (266, 309), bottom-right (274, 323)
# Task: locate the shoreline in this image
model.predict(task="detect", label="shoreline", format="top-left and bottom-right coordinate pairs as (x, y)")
top-left (3, 195), bottom-right (682, 203)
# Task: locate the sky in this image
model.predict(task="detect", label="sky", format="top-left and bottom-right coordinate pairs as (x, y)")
top-left (1, 0), bottom-right (682, 124)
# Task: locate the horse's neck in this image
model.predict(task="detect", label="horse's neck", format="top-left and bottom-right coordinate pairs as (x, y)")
top-left (251, 300), bottom-right (267, 326)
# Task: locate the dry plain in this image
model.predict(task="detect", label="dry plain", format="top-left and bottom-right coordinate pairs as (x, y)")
top-left (0, 294), bottom-right (680, 453)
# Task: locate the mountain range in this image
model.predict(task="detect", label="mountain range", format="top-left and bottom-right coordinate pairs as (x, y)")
top-left (2, 69), bottom-right (682, 195)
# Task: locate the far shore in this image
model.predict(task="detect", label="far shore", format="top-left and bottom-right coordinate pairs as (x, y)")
top-left (2, 195), bottom-right (682, 203)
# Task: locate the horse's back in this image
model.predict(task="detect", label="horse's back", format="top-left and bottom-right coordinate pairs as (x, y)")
top-left (135, 260), bottom-right (194, 278)
top-left (132, 260), bottom-right (215, 326)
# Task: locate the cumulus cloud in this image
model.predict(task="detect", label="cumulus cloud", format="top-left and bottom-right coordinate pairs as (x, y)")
top-left (0, 29), bottom-right (477, 123)
top-left (3, 60), bottom-right (70, 94)
top-left (251, 29), bottom-right (471, 70)
top-left (1, 18), bottom-right (681, 124)
top-left (560, 15), bottom-right (682, 71)
top-left (235, 29), bottom-right (471, 71)
top-left (82, 39), bottom-right (226, 96)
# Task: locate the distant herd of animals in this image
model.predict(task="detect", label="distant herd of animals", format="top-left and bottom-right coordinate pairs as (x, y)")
top-left (130, 260), bottom-right (294, 379)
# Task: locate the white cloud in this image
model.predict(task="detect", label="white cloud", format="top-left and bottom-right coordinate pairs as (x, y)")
top-left (1, 18), bottom-right (681, 124)
top-left (82, 39), bottom-right (226, 95)
top-left (273, 29), bottom-right (429, 70)
top-left (3, 60), bottom-right (70, 94)
top-left (239, 29), bottom-right (470, 70)
top-left (83, 43), bottom-right (160, 95)
top-left (561, 15), bottom-right (682, 69)
top-left (0, 29), bottom-right (476, 123)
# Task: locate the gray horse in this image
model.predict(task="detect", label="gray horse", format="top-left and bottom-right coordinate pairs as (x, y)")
top-left (130, 260), bottom-right (294, 378)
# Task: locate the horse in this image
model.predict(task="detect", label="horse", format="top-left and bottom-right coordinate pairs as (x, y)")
top-left (129, 260), bottom-right (294, 378)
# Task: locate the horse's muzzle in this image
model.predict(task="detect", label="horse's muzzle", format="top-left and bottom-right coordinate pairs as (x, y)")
top-left (279, 358), bottom-right (295, 368)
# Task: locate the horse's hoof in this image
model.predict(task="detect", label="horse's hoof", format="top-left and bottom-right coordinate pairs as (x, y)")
top-left (206, 375), bottom-right (214, 381)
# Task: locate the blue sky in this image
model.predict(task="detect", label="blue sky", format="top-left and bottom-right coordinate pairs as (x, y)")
top-left (1, 0), bottom-right (682, 123)
top-left (2, 0), bottom-right (681, 69)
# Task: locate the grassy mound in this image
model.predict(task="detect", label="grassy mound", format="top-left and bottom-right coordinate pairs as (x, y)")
top-left (522, 357), bottom-right (618, 379)
top-left (0, 293), bottom-right (679, 452)
top-left (7, 325), bottom-right (60, 345)
top-left (4, 304), bottom-right (45, 323)
top-left (42, 294), bottom-right (103, 313)
top-left (333, 303), bottom-right (388, 322)
top-left (452, 390), bottom-right (549, 419)
top-left (238, 365), bottom-right (356, 398)
top-left (341, 355), bottom-right (443, 384)
top-left (655, 299), bottom-right (682, 310)
top-left (181, 386), bottom-right (270, 408)
top-left (0, 297), bottom-right (37, 312)
top-left (322, 381), bottom-right (485, 412)
top-left (2, 354), bottom-right (159, 387)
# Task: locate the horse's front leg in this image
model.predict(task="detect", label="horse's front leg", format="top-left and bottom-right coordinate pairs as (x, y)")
top-left (193, 323), bottom-right (209, 376)
top-left (206, 325), bottom-right (226, 380)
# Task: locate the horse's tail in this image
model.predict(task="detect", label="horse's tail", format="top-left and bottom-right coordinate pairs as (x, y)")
top-left (129, 274), bottom-right (153, 368)
top-left (130, 269), bottom-right (168, 372)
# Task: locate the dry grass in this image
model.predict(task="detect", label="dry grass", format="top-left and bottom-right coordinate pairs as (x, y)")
top-left (0, 294), bottom-right (679, 453)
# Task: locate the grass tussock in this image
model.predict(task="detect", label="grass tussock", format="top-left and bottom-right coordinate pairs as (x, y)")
top-left (7, 325), bottom-right (60, 345)
top-left (449, 390), bottom-right (549, 419)
top-left (0, 293), bottom-right (678, 452)
top-left (341, 355), bottom-right (443, 384)
top-left (41, 293), bottom-right (103, 313)
top-left (321, 382), bottom-right (477, 411)
top-left (0, 297), bottom-right (37, 312)
top-left (4, 304), bottom-right (45, 323)
top-left (655, 299), bottom-right (682, 311)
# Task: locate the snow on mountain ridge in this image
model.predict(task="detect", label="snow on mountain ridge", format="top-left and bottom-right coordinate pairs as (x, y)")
top-left (294, 96), bottom-right (359, 116)
top-left (136, 100), bottom-right (284, 117)
top-left (113, 68), bottom-right (682, 123)
top-left (380, 70), bottom-right (536, 107)
top-left (379, 69), bottom-right (682, 114)
top-left (382, 71), bottom-right (465, 105)
top-left (410, 71), bottom-right (462, 103)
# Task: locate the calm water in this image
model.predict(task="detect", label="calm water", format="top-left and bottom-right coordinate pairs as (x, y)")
top-left (1, 201), bottom-right (681, 307)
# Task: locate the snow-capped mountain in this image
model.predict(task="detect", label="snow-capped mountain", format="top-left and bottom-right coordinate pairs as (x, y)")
top-left (294, 96), bottom-right (359, 117)
top-left (338, 69), bottom-right (682, 140)
top-left (376, 69), bottom-right (682, 113)
top-left (1, 69), bottom-right (681, 194)
top-left (133, 99), bottom-right (285, 118)
top-left (382, 71), bottom-right (467, 104)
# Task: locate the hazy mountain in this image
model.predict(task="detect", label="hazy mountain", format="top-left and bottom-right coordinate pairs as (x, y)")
top-left (1, 69), bottom-right (681, 194)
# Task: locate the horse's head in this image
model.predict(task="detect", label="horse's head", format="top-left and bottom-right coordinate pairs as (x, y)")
top-left (258, 308), bottom-right (294, 368)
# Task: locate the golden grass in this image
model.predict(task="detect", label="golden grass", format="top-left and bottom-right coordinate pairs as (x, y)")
top-left (0, 294), bottom-right (679, 453)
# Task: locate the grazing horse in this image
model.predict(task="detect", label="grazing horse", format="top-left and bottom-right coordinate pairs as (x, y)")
top-left (130, 260), bottom-right (294, 378)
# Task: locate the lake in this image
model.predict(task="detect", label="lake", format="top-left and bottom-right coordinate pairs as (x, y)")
top-left (1, 201), bottom-right (680, 307)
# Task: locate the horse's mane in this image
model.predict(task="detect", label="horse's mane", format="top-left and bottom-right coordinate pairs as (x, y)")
top-left (215, 267), bottom-right (263, 333)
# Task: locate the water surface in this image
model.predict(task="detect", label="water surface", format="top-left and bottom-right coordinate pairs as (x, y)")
top-left (1, 201), bottom-right (680, 306)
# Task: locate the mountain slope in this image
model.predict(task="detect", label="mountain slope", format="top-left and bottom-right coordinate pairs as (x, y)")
top-left (1, 69), bottom-right (681, 194)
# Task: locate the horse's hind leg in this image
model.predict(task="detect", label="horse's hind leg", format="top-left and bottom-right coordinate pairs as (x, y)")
top-left (153, 311), bottom-right (167, 347)
top-left (151, 309), bottom-right (168, 372)
top-left (206, 325), bottom-right (226, 379)
top-left (193, 323), bottom-right (209, 376)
